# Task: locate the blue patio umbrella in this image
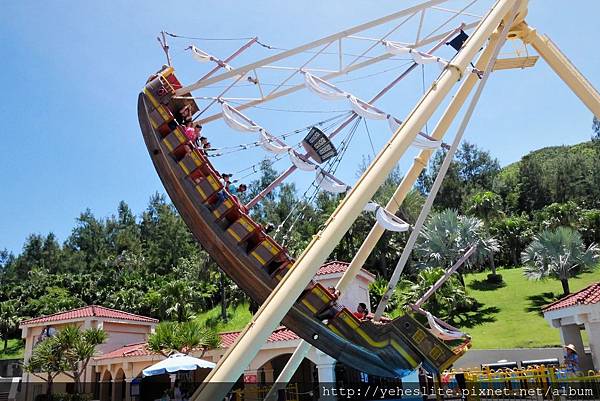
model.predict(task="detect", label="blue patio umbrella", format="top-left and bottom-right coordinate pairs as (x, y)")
top-left (142, 353), bottom-right (216, 377)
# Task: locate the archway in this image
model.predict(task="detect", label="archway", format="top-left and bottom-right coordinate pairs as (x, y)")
top-left (114, 368), bottom-right (126, 401)
top-left (99, 370), bottom-right (112, 401)
top-left (258, 354), bottom-right (317, 401)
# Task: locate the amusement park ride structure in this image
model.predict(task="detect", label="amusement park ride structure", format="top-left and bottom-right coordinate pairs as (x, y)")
top-left (137, 1), bottom-right (600, 400)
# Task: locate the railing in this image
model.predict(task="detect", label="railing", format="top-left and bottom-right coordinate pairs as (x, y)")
top-left (231, 383), bottom-right (300, 401)
top-left (442, 365), bottom-right (600, 401)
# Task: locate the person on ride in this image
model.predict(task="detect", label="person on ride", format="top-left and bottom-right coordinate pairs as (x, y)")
top-left (221, 173), bottom-right (233, 187)
top-left (184, 122), bottom-right (201, 143)
top-left (353, 302), bottom-right (368, 320)
top-left (229, 183), bottom-right (247, 196)
top-left (175, 104), bottom-right (193, 124)
top-left (202, 141), bottom-right (212, 154)
top-left (196, 135), bottom-right (208, 150)
top-left (168, 104), bottom-right (194, 130)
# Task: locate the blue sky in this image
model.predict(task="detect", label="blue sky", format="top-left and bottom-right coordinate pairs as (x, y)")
top-left (1, 0), bottom-right (599, 254)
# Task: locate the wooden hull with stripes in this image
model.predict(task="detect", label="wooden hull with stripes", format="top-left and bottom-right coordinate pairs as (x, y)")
top-left (137, 69), bottom-right (469, 378)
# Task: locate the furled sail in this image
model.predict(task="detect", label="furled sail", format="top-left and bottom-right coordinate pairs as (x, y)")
top-left (221, 102), bottom-right (262, 133)
top-left (364, 202), bottom-right (410, 232)
top-left (316, 170), bottom-right (349, 194)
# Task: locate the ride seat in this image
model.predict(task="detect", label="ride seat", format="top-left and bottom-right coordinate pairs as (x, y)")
top-left (162, 127), bottom-right (190, 160)
top-left (326, 308), bottom-right (362, 340)
top-left (248, 236), bottom-right (284, 269)
top-left (144, 75), bottom-right (174, 106)
top-left (272, 260), bottom-right (293, 281)
top-left (299, 283), bottom-right (335, 316)
top-left (148, 104), bottom-right (174, 137)
top-left (179, 150), bottom-right (211, 181)
top-left (226, 214), bottom-right (261, 245)
top-left (190, 168), bottom-right (223, 204)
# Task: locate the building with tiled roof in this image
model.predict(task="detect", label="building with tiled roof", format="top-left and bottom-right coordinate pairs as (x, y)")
top-left (542, 282), bottom-right (600, 371)
top-left (18, 260), bottom-right (376, 401)
top-left (543, 282), bottom-right (600, 312)
top-left (20, 305), bottom-right (159, 326)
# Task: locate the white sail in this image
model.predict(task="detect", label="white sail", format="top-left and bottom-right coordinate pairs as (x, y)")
top-left (221, 102), bottom-right (262, 133)
top-left (303, 72), bottom-right (347, 101)
top-left (288, 150), bottom-right (316, 171)
top-left (426, 312), bottom-right (466, 341)
top-left (364, 202), bottom-right (410, 232)
top-left (259, 130), bottom-right (290, 154)
top-left (348, 96), bottom-right (388, 120)
top-left (316, 171), bottom-right (348, 194)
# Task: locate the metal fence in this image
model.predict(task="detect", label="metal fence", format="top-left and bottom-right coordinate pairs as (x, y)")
top-left (442, 365), bottom-right (600, 401)
top-left (231, 383), bottom-right (300, 401)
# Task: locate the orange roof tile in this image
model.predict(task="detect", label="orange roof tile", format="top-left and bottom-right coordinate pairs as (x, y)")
top-left (543, 282), bottom-right (600, 312)
top-left (21, 305), bottom-right (159, 326)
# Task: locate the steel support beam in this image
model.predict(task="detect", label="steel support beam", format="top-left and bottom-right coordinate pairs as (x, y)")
top-left (191, 2), bottom-right (516, 400)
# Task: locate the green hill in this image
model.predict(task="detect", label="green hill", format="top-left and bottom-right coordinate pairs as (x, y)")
top-left (464, 267), bottom-right (600, 349)
top-left (494, 141), bottom-right (600, 211)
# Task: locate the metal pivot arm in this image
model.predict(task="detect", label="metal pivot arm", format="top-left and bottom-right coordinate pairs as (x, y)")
top-left (519, 23), bottom-right (600, 118)
top-left (334, 23), bottom-right (506, 296)
top-left (191, 2), bottom-right (515, 400)
top-left (246, 26), bottom-right (463, 210)
top-left (195, 38), bottom-right (258, 84)
top-left (263, 27), bottom-right (508, 401)
top-left (372, 2), bottom-right (517, 320)
top-left (177, 0), bottom-right (449, 95)
top-left (414, 245), bottom-right (477, 308)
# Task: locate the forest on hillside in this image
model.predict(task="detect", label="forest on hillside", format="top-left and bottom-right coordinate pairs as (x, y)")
top-left (1, 122), bottom-right (600, 348)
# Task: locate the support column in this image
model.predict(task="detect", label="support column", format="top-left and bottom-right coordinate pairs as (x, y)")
top-left (584, 321), bottom-right (600, 370)
top-left (316, 363), bottom-right (337, 401)
top-left (263, 368), bottom-right (274, 383)
top-left (519, 23), bottom-right (600, 117)
top-left (192, 2), bottom-right (516, 400)
top-left (243, 369), bottom-right (260, 401)
top-left (109, 379), bottom-right (117, 401)
top-left (559, 324), bottom-right (591, 370)
top-left (263, 22), bottom-right (508, 400)
top-left (124, 378), bottom-right (134, 401)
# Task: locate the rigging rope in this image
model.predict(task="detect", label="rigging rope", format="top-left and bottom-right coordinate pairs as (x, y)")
top-left (275, 118), bottom-right (361, 245)
top-left (372, 4), bottom-right (516, 321)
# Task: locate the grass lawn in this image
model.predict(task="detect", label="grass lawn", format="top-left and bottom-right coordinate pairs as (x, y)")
top-left (463, 267), bottom-right (600, 349)
top-left (193, 269), bottom-right (600, 350)
top-left (0, 338), bottom-right (24, 360)
top-left (195, 302), bottom-right (252, 333)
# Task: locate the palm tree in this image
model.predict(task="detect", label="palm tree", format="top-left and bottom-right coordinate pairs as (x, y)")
top-left (467, 191), bottom-right (503, 275)
top-left (147, 321), bottom-right (220, 357)
top-left (54, 326), bottom-right (107, 393)
top-left (402, 267), bottom-right (474, 321)
top-left (522, 227), bottom-right (599, 296)
top-left (161, 280), bottom-right (196, 322)
top-left (0, 300), bottom-right (20, 354)
top-left (417, 209), bottom-right (500, 285)
top-left (23, 335), bottom-right (66, 397)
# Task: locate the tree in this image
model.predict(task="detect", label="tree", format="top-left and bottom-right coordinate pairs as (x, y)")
top-left (24, 335), bottom-right (67, 396)
top-left (0, 300), bottom-right (20, 353)
top-left (416, 209), bottom-right (500, 284)
top-left (467, 191), bottom-right (504, 275)
top-left (522, 227), bottom-right (600, 296)
top-left (400, 267), bottom-right (475, 322)
top-left (518, 155), bottom-right (551, 212)
top-left (534, 201), bottom-right (581, 231)
top-left (490, 215), bottom-right (533, 266)
top-left (417, 142), bottom-right (500, 211)
top-left (54, 326), bottom-right (107, 394)
top-left (147, 321), bottom-right (220, 357)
